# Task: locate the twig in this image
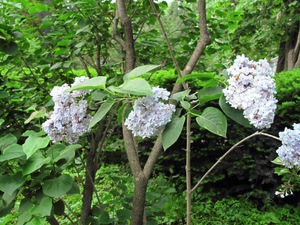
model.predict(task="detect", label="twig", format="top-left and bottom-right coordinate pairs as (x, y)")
top-left (148, 0), bottom-right (188, 90)
top-left (191, 131), bottom-right (281, 193)
top-left (186, 114), bottom-right (192, 225)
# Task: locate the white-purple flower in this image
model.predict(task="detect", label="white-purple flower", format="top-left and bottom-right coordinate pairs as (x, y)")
top-left (125, 87), bottom-right (175, 138)
top-left (223, 55), bottom-right (277, 129)
top-left (42, 76), bottom-right (91, 144)
top-left (276, 123), bottom-right (300, 168)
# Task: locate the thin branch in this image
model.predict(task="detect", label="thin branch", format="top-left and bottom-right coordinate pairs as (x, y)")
top-left (113, 11), bottom-right (126, 49)
top-left (96, 34), bottom-right (103, 76)
top-left (78, 55), bottom-right (92, 78)
top-left (186, 114), bottom-right (192, 225)
top-left (191, 131), bottom-right (281, 193)
top-left (116, 0), bottom-right (136, 72)
top-left (62, 199), bottom-right (79, 224)
top-left (143, 129), bottom-right (163, 179)
top-left (172, 0), bottom-right (211, 95)
top-left (122, 122), bottom-right (142, 177)
top-left (149, 0), bottom-right (188, 90)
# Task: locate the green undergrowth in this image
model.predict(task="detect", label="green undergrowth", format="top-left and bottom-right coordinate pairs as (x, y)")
top-left (3, 164), bottom-right (300, 225)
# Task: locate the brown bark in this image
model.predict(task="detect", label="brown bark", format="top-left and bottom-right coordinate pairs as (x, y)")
top-left (80, 121), bottom-right (105, 224)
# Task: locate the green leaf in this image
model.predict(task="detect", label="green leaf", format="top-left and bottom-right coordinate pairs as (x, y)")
top-left (0, 134), bottom-right (17, 150)
top-left (162, 115), bottom-right (186, 150)
top-left (176, 72), bottom-right (215, 84)
top-left (0, 173), bottom-right (26, 195)
top-left (116, 209), bottom-right (131, 222)
top-left (42, 174), bottom-right (73, 198)
top-left (170, 90), bottom-right (190, 101)
top-left (29, 197), bottom-right (52, 217)
top-left (22, 135), bottom-right (50, 159)
top-left (89, 99), bottom-right (114, 129)
top-left (219, 94), bottom-right (251, 128)
top-left (22, 151), bottom-right (51, 175)
top-left (0, 119), bottom-right (4, 126)
top-left (109, 78), bottom-right (152, 96)
top-left (0, 144), bottom-right (25, 162)
top-left (54, 144), bottom-right (81, 164)
top-left (180, 101), bottom-right (191, 110)
top-left (198, 87), bottom-right (223, 105)
top-left (123, 65), bottom-right (160, 80)
top-left (22, 130), bottom-right (46, 137)
top-left (97, 210), bottom-right (112, 224)
top-left (50, 62), bottom-right (62, 70)
top-left (196, 107), bottom-right (227, 137)
top-left (68, 76), bottom-right (107, 91)
top-left (25, 108), bottom-right (46, 124)
top-left (271, 157), bottom-right (284, 166)
top-left (28, 3), bottom-right (49, 15)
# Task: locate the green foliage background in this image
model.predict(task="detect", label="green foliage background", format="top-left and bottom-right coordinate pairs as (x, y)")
top-left (0, 0), bottom-right (300, 224)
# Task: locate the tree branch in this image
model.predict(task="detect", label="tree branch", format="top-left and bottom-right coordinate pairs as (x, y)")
top-left (116, 0), bottom-right (136, 72)
top-left (122, 122), bottom-right (142, 177)
top-left (191, 132), bottom-right (281, 193)
top-left (172, 0), bottom-right (211, 95)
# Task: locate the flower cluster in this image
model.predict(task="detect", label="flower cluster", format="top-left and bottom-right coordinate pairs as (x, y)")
top-left (276, 123), bottom-right (300, 168)
top-left (223, 55), bottom-right (277, 129)
top-left (42, 76), bottom-right (91, 144)
top-left (125, 87), bottom-right (175, 138)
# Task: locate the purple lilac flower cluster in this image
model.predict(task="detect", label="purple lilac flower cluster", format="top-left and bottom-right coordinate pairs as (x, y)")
top-left (42, 76), bottom-right (91, 144)
top-left (276, 123), bottom-right (300, 168)
top-left (125, 87), bottom-right (175, 138)
top-left (223, 55), bottom-right (277, 129)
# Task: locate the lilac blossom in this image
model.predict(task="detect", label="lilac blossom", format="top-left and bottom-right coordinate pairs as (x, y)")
top-left (125, 87), bottom-right (175, 138)
top-left (42, 76), bottom-right (91, 144)
top-left (223, 55), bottom-right (277, 129)
top-left (276, 123), bottom-right (300, 168)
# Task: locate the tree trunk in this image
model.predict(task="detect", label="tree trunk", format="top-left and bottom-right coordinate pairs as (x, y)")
top-left (80, 122), bottom-right (105, 224)
top-left (131, 174), bottom-right (148, 225)
top-left (80, 154), bottom-right (98, 225)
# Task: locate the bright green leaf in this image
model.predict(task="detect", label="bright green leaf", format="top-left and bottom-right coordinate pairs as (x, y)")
top-left (196, 107), bottom-right (227, 137)
top-left (198, 87), bottom-right (223, 105)
top-left (0, 173), bottom-right (26, 195)
top-left (22, 151), bottom-right (51, 175)
top-left (42, 174), bottom-right (73, 198)
top-left (0, 144), bottom-right (25, 162)
top-left (170, 90), bottom-right (190, 101)
top-left (123, 65), bottom-right (160, 80)
top-left (0, 134), bottom-right (17, 151)
top-left (180, 101), bottom-right (191, 110)
top-left (109, 78), bottom-right (152, 96)
top-left (162, 115), bottom-right (186, 150)
top-left (29, 197), bottom-right (52, 217)
top-left (22, 135), bottom-right (50, 159)
top-left (68, 76), bottom-right (107, 91)
top-left (89, 99), bottom-right (114, 129)
top-left (25, 108), bottom-right (46, 124)
top-left (50, 62), bottom-right (62, 70)
top-left (54, 144), bottom-right (81, 164)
